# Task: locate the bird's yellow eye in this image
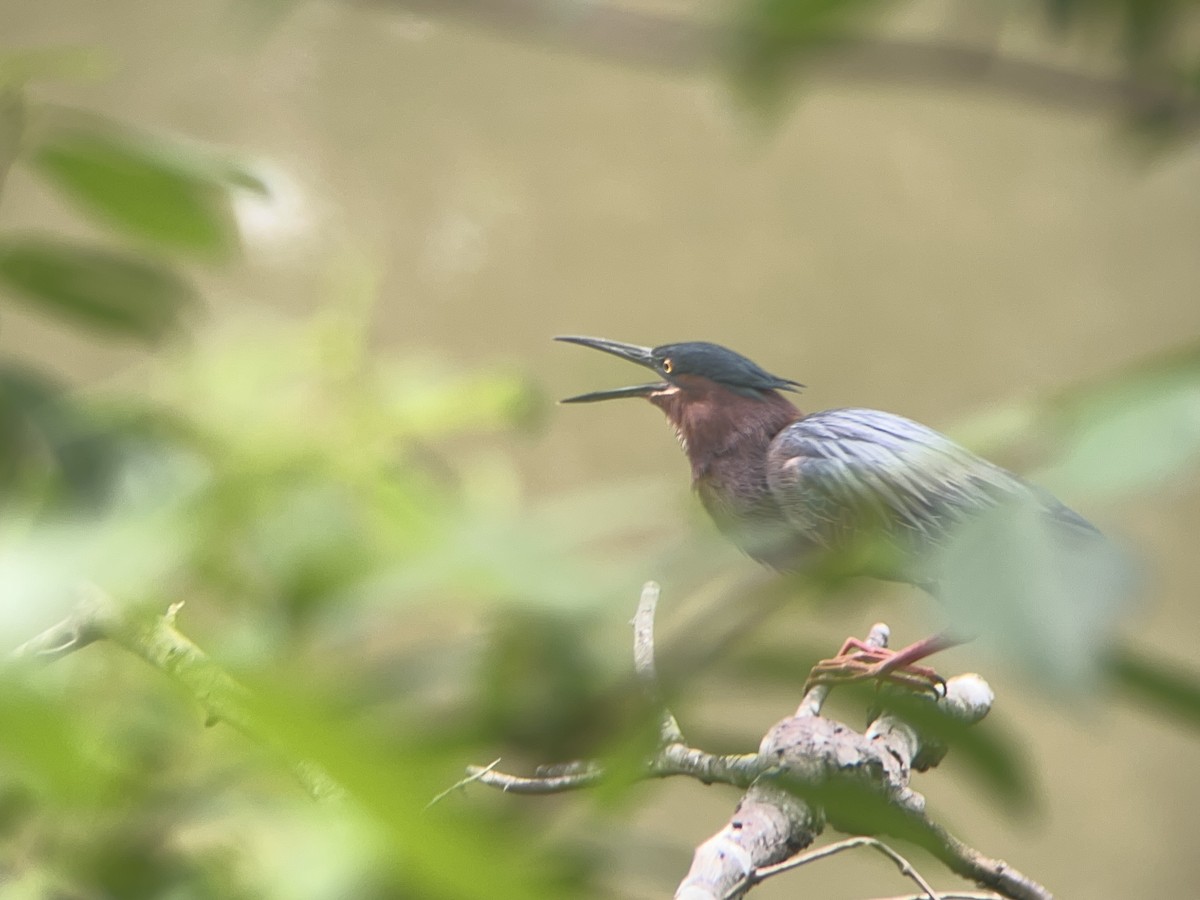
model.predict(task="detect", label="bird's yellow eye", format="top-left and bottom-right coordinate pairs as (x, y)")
top-left (662, 358), bottom-right (673, 374)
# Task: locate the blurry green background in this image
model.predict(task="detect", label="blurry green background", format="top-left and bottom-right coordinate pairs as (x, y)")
top-left (1, 1), bottom-right (1199, 898)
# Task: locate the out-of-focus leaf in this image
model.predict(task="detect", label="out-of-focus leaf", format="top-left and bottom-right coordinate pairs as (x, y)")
top-left (1042, 0), bottom-right (1177, 61)
top-left (0, 677), bottom-right (116, 806)
top-left (242, 681), bottom-right (574, 900)
top-left (1107, 645), bottom-right (1200, 729)
top-left (0, 456), bottom-right (204, 643)
top-left (739, 0), bottom-right (878, 48)
top-left (936, 495), bottom-right (1133, 692)
top-left (0, 236), bottom-right (197, 341)
top-left (376, 481), bottom-right (661, 612)
top-left (474, 608), bottom-right (634, 761)
top-left (1041, 343), bottom-right (1200, 500)
top-left (149, 316), bottom-right (543, 477)
top-left (29, 119), bottom-right (242, 258)
top-left (776, 770), bottom-right (933, 844)
top-left (732, 0), bottom-right (883, 100)
top-left (0, 364), bottom-right (129, 509)
top-left (0, 364), bottom-right (62, 484)
top-left (953, 342), bottom-right (1200, 501)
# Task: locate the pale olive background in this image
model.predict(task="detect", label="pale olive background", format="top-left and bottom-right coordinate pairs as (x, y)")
top-left (4, 1), bottom-right (1200, 897)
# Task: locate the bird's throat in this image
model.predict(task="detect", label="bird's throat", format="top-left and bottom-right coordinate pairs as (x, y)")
top-left (651, 385), bottom-right (800, 487)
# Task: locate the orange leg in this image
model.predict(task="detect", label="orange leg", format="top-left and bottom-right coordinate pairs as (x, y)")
top-left (804, 633), bottom-right (962, 696)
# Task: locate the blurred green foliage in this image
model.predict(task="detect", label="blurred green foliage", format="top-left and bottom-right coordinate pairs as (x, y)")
top-left (30, 120), bottom-right (247, 260)
top-left (0, 303), bottom-right (654, 895)
top-left (0, 69), bottom-right (656, 895)
top-left (1, 5), bottom-right (1199, 897)
top-left (0, 90), bottom-right (252, 346)
top-left (0, 237), bottom-right (198, 341)
top-left (733, 0), bottom-right (1200, 130)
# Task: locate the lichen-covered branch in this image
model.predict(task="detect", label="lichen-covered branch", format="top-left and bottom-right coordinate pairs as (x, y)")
top-left (465, 584), bottom-right (1050, 900)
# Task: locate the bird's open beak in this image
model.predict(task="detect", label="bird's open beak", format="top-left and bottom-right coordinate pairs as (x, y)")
top-left (555, 335), bottom-right (668, 403)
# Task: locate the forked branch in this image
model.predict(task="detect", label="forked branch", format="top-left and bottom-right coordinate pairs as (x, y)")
top-left (463, 582), bottom-right (1051, 900)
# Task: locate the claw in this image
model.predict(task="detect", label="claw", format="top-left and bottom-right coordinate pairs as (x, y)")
top-left (804, 645), bottom-right (946, 697)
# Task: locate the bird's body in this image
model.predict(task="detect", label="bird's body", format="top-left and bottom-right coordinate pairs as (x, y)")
top-left (602, 342), bottom-right (1097, 583)
top-left (558, 336), bottom-right (1124, 686)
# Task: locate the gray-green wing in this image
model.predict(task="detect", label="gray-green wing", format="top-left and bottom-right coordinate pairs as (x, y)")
top-left (765, 408), bottom-right (1096, 574)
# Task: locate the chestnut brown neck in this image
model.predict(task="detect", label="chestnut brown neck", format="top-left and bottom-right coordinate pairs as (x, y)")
top-left (648, 377), bottom-right (801, 483)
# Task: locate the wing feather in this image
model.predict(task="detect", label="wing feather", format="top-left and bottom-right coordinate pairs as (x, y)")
top-left (765, 408), bottom-right (1095, 573)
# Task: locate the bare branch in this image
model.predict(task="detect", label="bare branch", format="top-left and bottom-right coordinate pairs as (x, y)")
top-left (456, 580), bottom-right (769, 798)
top-left (634, 580), bottom-right (684, 744)
top-left (456, 742), bottom-right (765, 797)
top-left (465, 583), bottom-right (1046, 899)
top-left (427, 758), bottom-right (503, 807)
top-left (10, 584), bottom-right (113, 662)
top-left (650, 745), bottom-right (763, 786)
top-left (464, 761), bottom-right (604, 794)
top-left (919, 821), bottom-right (1051, 900)
top-left (677, 622), bottom-right (899, 899)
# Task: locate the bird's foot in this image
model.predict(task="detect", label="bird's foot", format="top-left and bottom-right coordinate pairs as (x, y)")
top-left (804, 640), bottom-right (947, 697)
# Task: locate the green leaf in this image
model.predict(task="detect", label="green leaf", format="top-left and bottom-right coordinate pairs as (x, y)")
top-left (28, 120), bottom-right (241, 258)
top-left (0, 677), bottom-right (116, 807)
top-left (241, 680), bottom-right (572, 900)
top-left (0, 365), bottom-right (102, 505)
top-left (935, 495), bottom-right (1132, 692)
top-left (0, 236), bottom-right (197, 342)
top-left (1041, 343), bottom-right (1200, 500)
top-left (952, 342), bottom-right (1200, 502)
top-left (732, 0), bottom-right (883, 102)
top-left (1107, 646), bottom-right (1200, 729)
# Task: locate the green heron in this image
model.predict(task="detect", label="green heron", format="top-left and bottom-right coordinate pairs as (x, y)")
top-left (556, 335), bottom-right (1122, 690)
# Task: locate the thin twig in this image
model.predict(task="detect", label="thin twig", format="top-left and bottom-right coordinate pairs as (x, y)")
top-left (743, 835), bottom-right (943, 899)
top-left (457, 744), bottom-right (766, 797)
top-left (426, 758), bottom-right (502, 808)
top-left (464, 761), bottom-right (604, 794)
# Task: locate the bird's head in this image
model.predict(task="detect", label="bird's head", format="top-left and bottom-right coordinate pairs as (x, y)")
top-left (556, 335), bottom-right (803, 467)
top-left (556, 336), bottom-right (801, 403)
